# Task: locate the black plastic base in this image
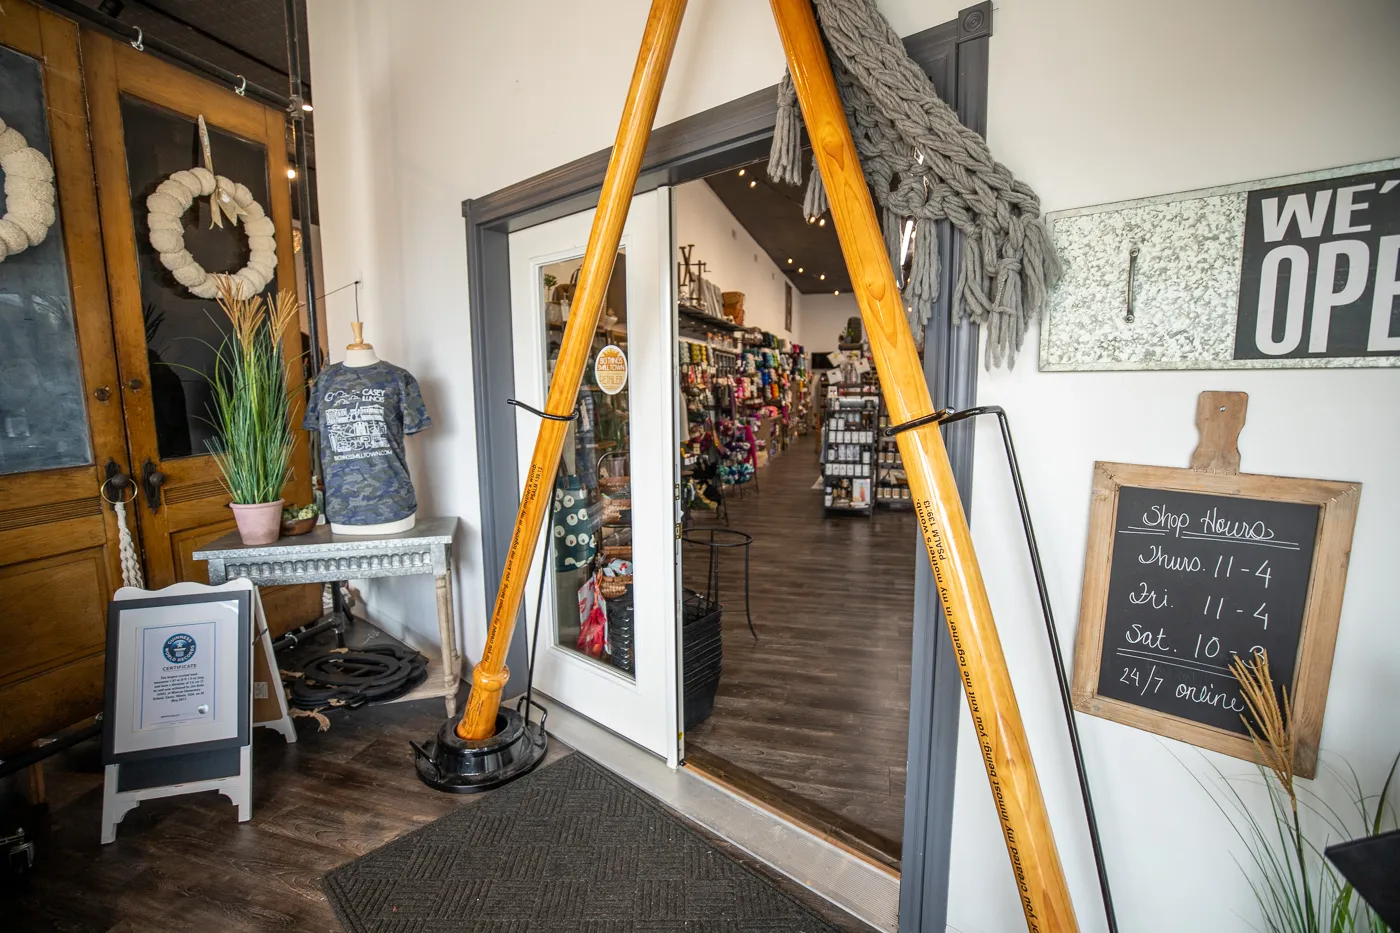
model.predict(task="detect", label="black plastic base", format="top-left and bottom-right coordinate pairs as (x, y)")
top-left (411, 707), bottom-right (548, 794)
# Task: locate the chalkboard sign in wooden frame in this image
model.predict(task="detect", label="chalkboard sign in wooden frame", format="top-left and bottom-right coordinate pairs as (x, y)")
top-left (1071, 393), bottom-right (1360, 777)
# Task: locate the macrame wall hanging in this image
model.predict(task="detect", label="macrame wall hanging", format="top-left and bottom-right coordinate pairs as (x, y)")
top-left (0, 115), bottom-right (57, 264)
top-left (146, 115), bottom-right (277, 300)
top-left (769, 0), bottom-right (1060, 369)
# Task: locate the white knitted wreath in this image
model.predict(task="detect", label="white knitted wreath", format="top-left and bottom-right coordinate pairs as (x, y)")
top-left (145, 166), bottom-right (276, 300)
top-left (0, 116), bottom-right (57, 264)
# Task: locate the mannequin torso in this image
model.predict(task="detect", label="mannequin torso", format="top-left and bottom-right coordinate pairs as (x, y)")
top-left (331, 323), bottom-right (417, 535)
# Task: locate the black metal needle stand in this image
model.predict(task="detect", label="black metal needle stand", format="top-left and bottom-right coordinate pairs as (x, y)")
top-left (886, 404), bottom-right (1120, 933)
top-left (411, 399), bottom-right (570, 793)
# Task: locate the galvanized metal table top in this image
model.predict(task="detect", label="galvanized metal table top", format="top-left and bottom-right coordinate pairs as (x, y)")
top-left (194, 517), bottom-right (456, 585)
top-left (194, 517), bottom-right (463, 716)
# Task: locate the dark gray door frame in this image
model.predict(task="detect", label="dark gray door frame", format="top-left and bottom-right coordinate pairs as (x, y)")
top-left (463, 8), bottom-right (992, 930)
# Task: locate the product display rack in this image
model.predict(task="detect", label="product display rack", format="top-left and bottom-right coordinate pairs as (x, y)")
top-left (678, 301), bottom-right (808, 511)
top-left (875, 404), bottom-right (913, 508)
top-left (820, 380), bottom-right (879, 516)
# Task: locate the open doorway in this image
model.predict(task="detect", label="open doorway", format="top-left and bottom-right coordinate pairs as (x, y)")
top-left (675, 160), bottom-right (917, 869)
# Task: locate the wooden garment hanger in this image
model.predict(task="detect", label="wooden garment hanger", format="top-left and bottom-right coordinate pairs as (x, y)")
top-left (453, 2), bottom-right (1079, 928)
top-left (346, 320), bottom-right (373, 350)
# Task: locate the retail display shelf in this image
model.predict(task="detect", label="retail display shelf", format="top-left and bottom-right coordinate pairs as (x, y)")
top-left (679, 303), bottom-right (743, 332)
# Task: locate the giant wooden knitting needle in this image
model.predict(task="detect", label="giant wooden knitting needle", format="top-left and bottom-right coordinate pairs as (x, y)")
top-left (457, 0), bottom-right (687, 740)
top-left (769, 2), bottom-right (1077, 929)
top-left (423, 1), bottom-right (1080, 927)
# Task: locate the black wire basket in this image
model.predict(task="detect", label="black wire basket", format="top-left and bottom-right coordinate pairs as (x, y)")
top-left (607, 584), bottom-right (635, 675)
top-left (682, 590), bottom-right (723, 729)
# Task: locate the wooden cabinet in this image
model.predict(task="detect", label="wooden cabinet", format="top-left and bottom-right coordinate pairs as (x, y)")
top-left (0, 0), bottom-right (319, 757)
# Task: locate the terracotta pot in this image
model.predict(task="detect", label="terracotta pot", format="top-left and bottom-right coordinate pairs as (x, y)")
top-left (230, 499), bottom-right (284, 546)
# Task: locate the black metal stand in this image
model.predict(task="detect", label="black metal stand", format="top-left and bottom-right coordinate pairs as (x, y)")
top-left (411, 407), bottom-right (560, 794)
top-left (885, 404), bottom-right (1120, 933)
top-left (271, 589), bottom-right (348, 652)
top-left (681, 528), bottom-right (758, 643)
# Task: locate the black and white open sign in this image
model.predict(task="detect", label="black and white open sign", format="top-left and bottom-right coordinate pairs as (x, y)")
top-left (1235, 168), bottom-right (1400, 360)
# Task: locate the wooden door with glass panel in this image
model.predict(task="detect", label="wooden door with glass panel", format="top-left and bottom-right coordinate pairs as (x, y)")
top-left (83, 32), bottom-right (320, 632)
top-left (0, 1), bottom-right (131, 755)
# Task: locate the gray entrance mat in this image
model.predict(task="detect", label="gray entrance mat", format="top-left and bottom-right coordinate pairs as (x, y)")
top-left (322, 752), bottom-right (848, 932)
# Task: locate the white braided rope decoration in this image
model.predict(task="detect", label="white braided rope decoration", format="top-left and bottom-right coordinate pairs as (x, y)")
top-left (113, 496), bottom-right (145, 589)
top-left (769, 0), bottom-right (1060, 369)
top-left (145, 166), bottom-right (277, 300)
top-left (0, 116), bottom-right (57, 264)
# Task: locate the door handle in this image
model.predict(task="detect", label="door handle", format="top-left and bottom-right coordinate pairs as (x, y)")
top-left (101, 459), bottom-right (136, 507)
top-left (140, 458), bottom-right (166, 513)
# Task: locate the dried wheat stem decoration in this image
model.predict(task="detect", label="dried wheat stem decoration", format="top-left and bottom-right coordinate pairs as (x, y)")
top-left (1231, 650), bottom-right (1315, 931)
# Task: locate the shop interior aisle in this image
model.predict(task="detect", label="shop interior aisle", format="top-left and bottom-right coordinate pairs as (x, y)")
top-left (683, 430), bottom-right (916, 865)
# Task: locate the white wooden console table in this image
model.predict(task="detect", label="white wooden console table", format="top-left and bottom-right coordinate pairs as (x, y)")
top-left (194, 517), bottom-right (462, 715)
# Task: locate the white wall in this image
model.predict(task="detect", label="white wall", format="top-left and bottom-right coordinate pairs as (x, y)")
top-left (306, 1), bottom-right (1400, 930)
top-left (674, 180), bottom-right (799, 338)
top-left (798, 292), bottom-right (861, 351)
top-left (953, 2), bottom-right (1400, 932)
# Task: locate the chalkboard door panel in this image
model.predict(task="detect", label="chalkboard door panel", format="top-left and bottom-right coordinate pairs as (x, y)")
top-left (81, 32), bottom-right (321, 636)
top-left (0, 3), bottom-right (131, 756)
top-left (1072, 462), bottom-right (1360, 778)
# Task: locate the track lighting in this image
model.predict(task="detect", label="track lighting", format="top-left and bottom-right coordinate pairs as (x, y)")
top-left (818, 217), bottom-right (826, 226)
top-left (786, 258), bottom-right (793, 264)
top-left (797, 267), bottom-right (803, 273)
top-left (748, 180), bottom-right (756, 188)
top-left (738, 168), bottom-right (746, 176)
top-left (819, 274), bottom-right (825, 281)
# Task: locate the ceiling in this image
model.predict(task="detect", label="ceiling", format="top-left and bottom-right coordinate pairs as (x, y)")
top-left (704, 159), bottom-right (852, 295)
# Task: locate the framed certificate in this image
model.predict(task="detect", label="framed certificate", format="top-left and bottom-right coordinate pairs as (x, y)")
top-left (102, 590), bottom-right (251, 763)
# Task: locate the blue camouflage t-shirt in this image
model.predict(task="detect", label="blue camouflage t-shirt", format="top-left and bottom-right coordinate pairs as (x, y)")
top-left (303, 361), bottom-right (431, 525)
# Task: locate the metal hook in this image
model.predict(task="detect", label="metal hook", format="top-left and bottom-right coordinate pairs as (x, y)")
top-left (130, 27), bottom-right (144, 51)
top-left (234, 75), bottom-right (247, 97)
top-left (1124, 245), bottom-right (1140, 324)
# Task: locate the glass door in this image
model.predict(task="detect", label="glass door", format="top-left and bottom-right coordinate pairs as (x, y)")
top-left (508, 189), bottom-right (681, 764)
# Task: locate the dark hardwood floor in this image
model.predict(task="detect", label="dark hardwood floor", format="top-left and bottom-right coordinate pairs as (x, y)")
top-left (683, 430), bottom-right (916, 863)
top-left (2, 695), bottom-right (875, 933)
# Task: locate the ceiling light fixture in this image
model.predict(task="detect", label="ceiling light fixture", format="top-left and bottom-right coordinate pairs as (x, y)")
top-left (797, 267), bottom-right (804, 273)
top-left (302, 101), bottom-right (314, 112)
top-left (834, 290), bottom-right (840, 295)
top-left (818, 217), bottom-right (826, 227)
top-left (819, 274), bottom-right (825, 281)
top-left (286, 168), bottom-right (297, 179)
top-left (748, 180), bottom-right (756, 188)
top-left (786, 258), bottom-right (793, 264)
top-left (738, 168), bottom-right (746, 176)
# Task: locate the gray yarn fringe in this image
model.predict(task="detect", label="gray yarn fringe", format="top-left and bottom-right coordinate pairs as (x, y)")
top-left (768, 0), bottom-right (1061, 369)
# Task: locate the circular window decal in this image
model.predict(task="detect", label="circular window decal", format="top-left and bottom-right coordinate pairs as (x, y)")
top-left (594, 344), bottom-right (628, 396)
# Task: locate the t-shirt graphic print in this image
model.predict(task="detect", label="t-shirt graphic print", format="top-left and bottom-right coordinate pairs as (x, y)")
top-left (303, 361), bottom-right (431, 526)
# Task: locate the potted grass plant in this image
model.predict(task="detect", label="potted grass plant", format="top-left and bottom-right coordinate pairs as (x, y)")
top-left (206, 276), bottom-right (300, 545)
top-left (1199, 651), bottom-right (1397, 933)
